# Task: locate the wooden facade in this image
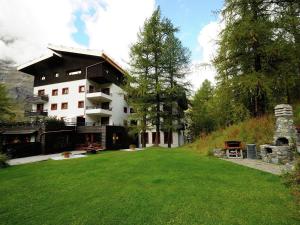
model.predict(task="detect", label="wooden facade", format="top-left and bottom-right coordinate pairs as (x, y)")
top-left (19, 53), bottom-right (123, 87)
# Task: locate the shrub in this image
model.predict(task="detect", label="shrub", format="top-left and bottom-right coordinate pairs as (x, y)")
top-left (283, 157), bottom-right (300, 205)
top-left (45, 117), bottom-right (66, 131)
top-left (0, 152), bottom-right (8, 168)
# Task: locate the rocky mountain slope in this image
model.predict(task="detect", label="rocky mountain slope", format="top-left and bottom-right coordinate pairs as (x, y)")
top-left (0, 60), bottom-right (33, 114)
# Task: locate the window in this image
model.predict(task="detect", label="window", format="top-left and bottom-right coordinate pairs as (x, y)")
top-left (89, 85), bottom-right (95, 93)
top-left (164, 132), bottom-right (173, 144)
top-left (37, 104), bottom-right (44, 112)
top-left (52, 89), bottom-right (58, 96)
top-left (62, 88), bottom-right (69, 95)
top-left (51, 103), bottom-right (57, 110)
top-left (130, 108), bottom-right (134, 113)
top-left (152, 132), bottom-right (160, 144)
top-left (78, 101), bottom-right (84, 108)
top-left (142, 132), bottom-right (149, 144)
top-left (102, 88), bottom-right (110, 95)
top-left (102, 102), bottom-right (110, 110)
top-left (55, 73), bottom-right (59, 78)
top-left (68, 70), bottom-right (81, 76)
top-left (61, 102), bottom-right (68, 110)
top-left (41, 76), bottom-right (45, 80)
top-left (101, 117), bottom-right (109, 125)
top-left (79, 85), bottom-right (85, 93)
top-left (124, 107), bottom-right (128, 113)
top-left (37, 89), bottom-right (45, 96)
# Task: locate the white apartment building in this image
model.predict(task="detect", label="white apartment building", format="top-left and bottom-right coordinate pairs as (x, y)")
top-left (18, 45), bottom-right (185, 149)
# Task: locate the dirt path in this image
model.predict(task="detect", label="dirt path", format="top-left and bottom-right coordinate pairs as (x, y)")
top-left (221, 158), bottom-right (284, 175)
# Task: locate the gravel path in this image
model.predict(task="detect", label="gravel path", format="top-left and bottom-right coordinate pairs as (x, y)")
top-left (221, 158), bottom-right (284, 175)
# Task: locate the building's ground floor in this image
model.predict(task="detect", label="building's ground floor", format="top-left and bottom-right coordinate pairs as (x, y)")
top-left (138, 130), bottom-right (185, 148)
top-left (0, 124), bottom-right (136, 159)
top-left (0, 122), bottom-right (185, 159)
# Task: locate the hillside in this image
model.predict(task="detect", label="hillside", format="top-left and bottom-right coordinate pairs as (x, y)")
top-left (190, 104), bottom-right (300, 155)
top-left (0, 60), bottom-right (33, 117)
top-left (189, 116), bottom-right (275, 154)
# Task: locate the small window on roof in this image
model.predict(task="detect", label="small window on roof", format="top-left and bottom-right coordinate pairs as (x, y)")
top-left (68, 70), bottom-right (81, 76)
top-left (41, 76), bottom-right (45, 80)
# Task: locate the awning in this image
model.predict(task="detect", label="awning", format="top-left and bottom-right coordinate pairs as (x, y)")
top-left (2, 130), bottom-right (37, 135)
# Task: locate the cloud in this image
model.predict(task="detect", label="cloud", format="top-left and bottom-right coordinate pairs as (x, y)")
top-left (83, 0), bottom-right (155, 68)
top-left (0, 0), bottom-right (82, 65)
top-left (187, 18), bottom-right (224, 91)
top-left (0, 0), bottom-right (155, 67)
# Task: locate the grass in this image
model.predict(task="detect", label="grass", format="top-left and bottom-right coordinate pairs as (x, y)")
top-left (0, 147), bottom-right (299, 225)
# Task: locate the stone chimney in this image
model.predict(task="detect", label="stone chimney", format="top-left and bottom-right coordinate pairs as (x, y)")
top-left (273, 104), bottom-right (296, 146)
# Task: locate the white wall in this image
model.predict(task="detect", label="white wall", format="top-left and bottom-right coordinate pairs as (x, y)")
top-left (33, 79), bottom-right (86, 121)
top-left (84, 81), bottom-right (129, 125)
top-left (110, 83), bottom-right (129, 126)
top-left (33, 79), bottom-right (129, 125)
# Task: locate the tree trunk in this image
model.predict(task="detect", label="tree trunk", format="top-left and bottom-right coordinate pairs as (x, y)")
top-left (251, 0), bottom-right (265, 117)
top-left (141, 115), bottom-right (147, 148)
top-left (154, 50), bottom-right (160, 146)
top-left (155, 96), bottom-right (160, 146)
top-left (167, 128), bottom-right (172, 148)
top-left (168, 71), bottom-right (174, 148)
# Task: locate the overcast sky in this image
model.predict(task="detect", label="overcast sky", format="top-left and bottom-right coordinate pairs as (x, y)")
top-left (0, 0), bottom-right (224, 91)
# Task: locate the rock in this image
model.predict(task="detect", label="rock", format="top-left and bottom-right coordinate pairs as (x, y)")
top-left (213, 148), bottom-right (224, 158)
top-left (0, 60), bottom-right (33, 112)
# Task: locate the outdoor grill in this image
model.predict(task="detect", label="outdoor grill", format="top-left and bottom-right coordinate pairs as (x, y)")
top-left (260, 104), bottom-right (296, 164)
top-left (224, 141), bottom-right (243, 158)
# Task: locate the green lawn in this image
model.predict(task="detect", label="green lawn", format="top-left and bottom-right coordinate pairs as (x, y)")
top-left (0, 148), bottom-right (299, 225)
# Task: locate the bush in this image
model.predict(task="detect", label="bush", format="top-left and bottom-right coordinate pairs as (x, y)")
top-left (283, 157), bottom-right (300, 205)
top-left (45, 117), bottom-right (66, 131)
top-left (0, 152), bottom-right (8, 168)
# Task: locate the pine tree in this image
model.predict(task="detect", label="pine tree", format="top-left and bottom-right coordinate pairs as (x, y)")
top-left (215, 0), bottom-right (281, 116)
top-left (161, 19), bottom-right (190, 147)
top-left (127, 7), bottom-right (190, 147)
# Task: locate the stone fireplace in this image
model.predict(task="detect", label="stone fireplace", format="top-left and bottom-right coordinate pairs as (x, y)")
top-left (260, 104), bottom-right (296, 164)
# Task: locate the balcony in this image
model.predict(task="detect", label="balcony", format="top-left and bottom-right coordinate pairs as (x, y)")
top-left (26, 94), bottom-right (49, 104)
top-left (86, 89), bottom-right (112, 101)
top-left (86, 63), bottom-right (123, 85)
top-left (85, 106), bottom-right (112, 116)
top-left (25, 110), bottom-right (48, 117)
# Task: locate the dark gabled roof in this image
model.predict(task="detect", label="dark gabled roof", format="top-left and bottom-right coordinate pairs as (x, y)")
top-left (17, 44), bottom-right (126, 75)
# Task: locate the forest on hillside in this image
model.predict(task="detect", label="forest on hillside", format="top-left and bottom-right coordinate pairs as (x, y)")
top-left (189, 0), bottom-right (300, 139)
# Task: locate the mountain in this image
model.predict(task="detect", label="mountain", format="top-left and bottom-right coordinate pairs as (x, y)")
top-left (0, 60), bottom-right (33, 114)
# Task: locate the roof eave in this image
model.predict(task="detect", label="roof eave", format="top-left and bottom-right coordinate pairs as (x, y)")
top-left (17, 52), bottom-right (62, 71)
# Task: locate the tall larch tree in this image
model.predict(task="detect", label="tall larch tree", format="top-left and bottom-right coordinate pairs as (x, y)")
top-left (127, 7), bottom-right (191, 147)
top-left (162, 19), bottom-right (190, 148)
